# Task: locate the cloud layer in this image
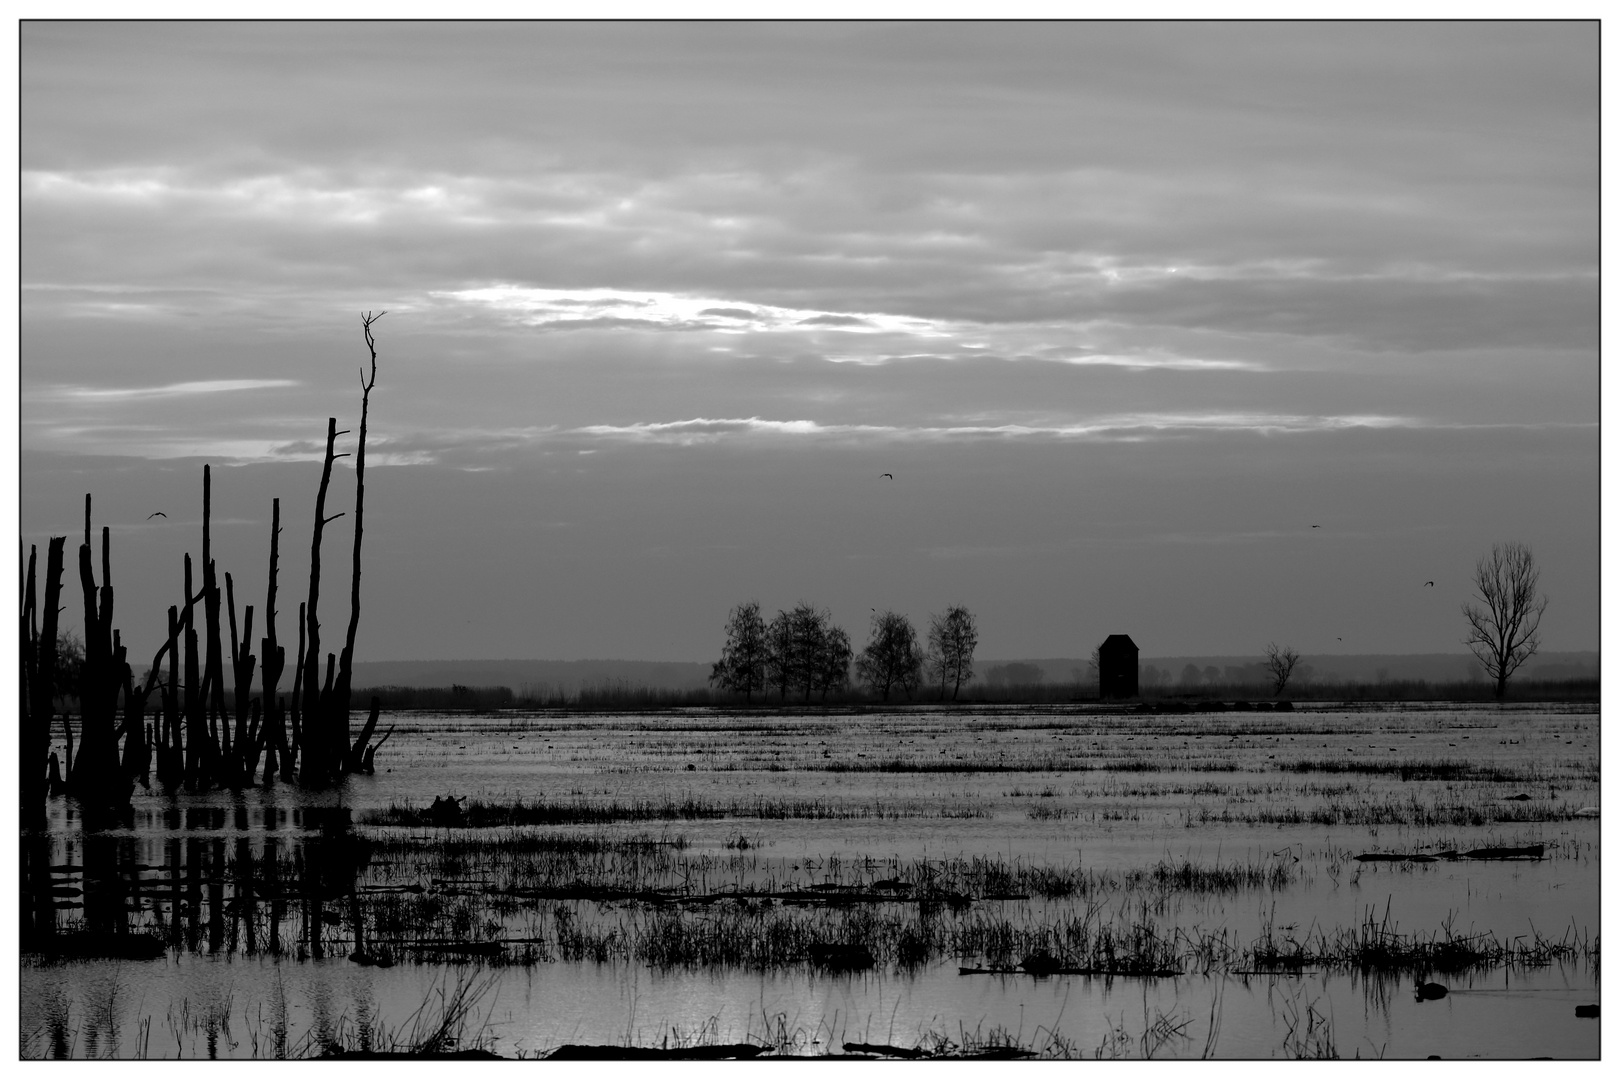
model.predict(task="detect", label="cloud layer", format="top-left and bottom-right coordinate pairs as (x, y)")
top-left (19, 22), bottom-right (1598, 659)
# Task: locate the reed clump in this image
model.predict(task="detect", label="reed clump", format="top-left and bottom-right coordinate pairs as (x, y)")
top-left (1245, 901), bottom-right (1596, 973)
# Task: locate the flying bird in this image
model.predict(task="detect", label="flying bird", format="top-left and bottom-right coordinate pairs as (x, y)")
top-left (1424, 581), bottom-right (1435, 587)
top-left (880, 473), bottom-right (893, 479)
top-left (1310, 524), bottom-right (1320, 529)
top-left (147, 511), bottom-right (167, 519)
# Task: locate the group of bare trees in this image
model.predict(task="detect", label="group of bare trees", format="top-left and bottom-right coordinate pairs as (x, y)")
top-left (711, 601), bottom-right (979, 703)
top-left (709, 601), bottom-right (851, 703)
top-left (20, 314), bottom-right (389, 813)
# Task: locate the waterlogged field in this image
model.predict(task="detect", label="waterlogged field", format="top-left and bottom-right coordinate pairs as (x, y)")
top-left (20, 702), bottom-right (1600, 1059)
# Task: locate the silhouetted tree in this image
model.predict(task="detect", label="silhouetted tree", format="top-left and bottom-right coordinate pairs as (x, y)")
top-left (299, 417), bottom-right (348, 785)
top-left (1179, 663), bottom-right (1202, 687)
top-left (336, 310), bottom-right (383, 772)
top-left (764, 609), bottom-right (794, 700)
top-left (855, 610), bottom-right (924, 701)
top-left (710, 600), bottom-right (769, 702)
top-left (1462, 541), bottom-right (1547, 699)
top-left (815, 625), bottom-right (852, 700)
top-left (20, 537), bottom-right (65, 811)
top-left (927, 605), bottom-right (978, 700)
top-left (760, 602), bottom-right (848, 702)
top-left (785, 602), bottom-right (839, 701)
top-left (1263, 642), bottom-right (1300, 696)
top-left (69, 499), bottom-right (127, 804)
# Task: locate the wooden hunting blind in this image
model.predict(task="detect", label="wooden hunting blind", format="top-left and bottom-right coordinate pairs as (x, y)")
top-left (1098, 634), bottom-right (1139, 699)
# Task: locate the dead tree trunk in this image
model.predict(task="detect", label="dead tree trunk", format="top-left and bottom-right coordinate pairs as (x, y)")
top-left (299, 418), bottom-right (348, 786)
top-left (69, 498), bottom-right (131, 807)
top-left (289, 601), bottom-right (306, 780)
top-left (22, 538), bottom-right (65, 811)
top-left (260, 498), bottom-right (286, 782)
top-left (200, 467), bottom-right (231, 788)
top-left (182, 555), bottom-right (203, 789)
top-left (118, 657), bottom-right (150, 789)
top-left (226, 572), bottom-right (259, 787)
top-left (345, 696), bottom-right (382, 773)
top-left (159, 605), bottom-right (181, 789)
top-left (336, 311), bottom-right (383, 765)
top-left (21, 544), bottom-right (39, 809)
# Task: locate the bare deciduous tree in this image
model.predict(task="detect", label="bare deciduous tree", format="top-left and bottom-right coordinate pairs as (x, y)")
top-left (710, 600), bottom-right (768, 702)
top-left (787, 602), bottom-right (827, 701)
top-left (815, 624), bottom-right (852, 700)
top-left (928, 605), bottom-right (979, 700)
top-left (855, 610), bottom-right (924, 701)
top-left (1462, 541), bottom-right (1547, 699)
top-left (758, 601), bottom-right (848, 701)
top-left (1263, 642), bottom-right (1300, 696)
top-left (764, 609), bottom-right (795, 701)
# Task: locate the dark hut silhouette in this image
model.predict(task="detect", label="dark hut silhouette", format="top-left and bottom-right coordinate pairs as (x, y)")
top-left (1098, 634), bottom-right (1139, 700)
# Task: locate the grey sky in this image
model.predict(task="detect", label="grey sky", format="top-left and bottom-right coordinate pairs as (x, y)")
top-left (19, 21), bottom-right (1598, 663)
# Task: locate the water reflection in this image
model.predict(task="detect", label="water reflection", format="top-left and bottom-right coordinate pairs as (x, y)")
top-left (22, 791), bottom-right (371, 968)
top-left (18, 707), bottom-right (1602, 1060)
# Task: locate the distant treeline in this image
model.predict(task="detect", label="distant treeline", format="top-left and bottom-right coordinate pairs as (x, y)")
top-left (349, 676), bottom-right (1597, 711)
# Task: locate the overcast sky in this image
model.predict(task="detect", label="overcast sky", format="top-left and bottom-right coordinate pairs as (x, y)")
top-left (19, 21), bottom-right (1598, 664)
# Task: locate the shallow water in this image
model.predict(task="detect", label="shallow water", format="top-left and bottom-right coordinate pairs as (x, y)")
top-left (20, 703), bottom-right (1601, 1059)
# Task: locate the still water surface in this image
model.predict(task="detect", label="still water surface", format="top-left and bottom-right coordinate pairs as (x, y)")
top-left (20, 703), bottom-right (1600, 1059)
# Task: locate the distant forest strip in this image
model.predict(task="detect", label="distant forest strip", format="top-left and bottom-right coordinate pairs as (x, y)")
top-left (347, 677), bottom-right (1598, 711)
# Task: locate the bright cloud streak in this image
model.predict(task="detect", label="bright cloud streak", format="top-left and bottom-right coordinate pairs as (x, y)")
top-left (436, 285), bottom-right (949, 338)
top-left (28, 379), bottom-right (300, 402)
top-left (568, 412), bottom-right (1425, 445)
top-left (1056, 355), bottom-right (1262, 372)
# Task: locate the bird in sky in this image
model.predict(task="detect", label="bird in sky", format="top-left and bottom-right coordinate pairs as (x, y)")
top-left (1424, 581), bottom-right (1435, 587)
top-left (147, 511), bottom-right (167, 519)
top-left (880, 473), bottom-right (893, 479)
top-left (1311, 524), bottom-right (1321, 529)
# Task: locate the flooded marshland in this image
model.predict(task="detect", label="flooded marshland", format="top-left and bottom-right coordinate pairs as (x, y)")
top-left (20, 702), bottom-right (1600, 1059)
